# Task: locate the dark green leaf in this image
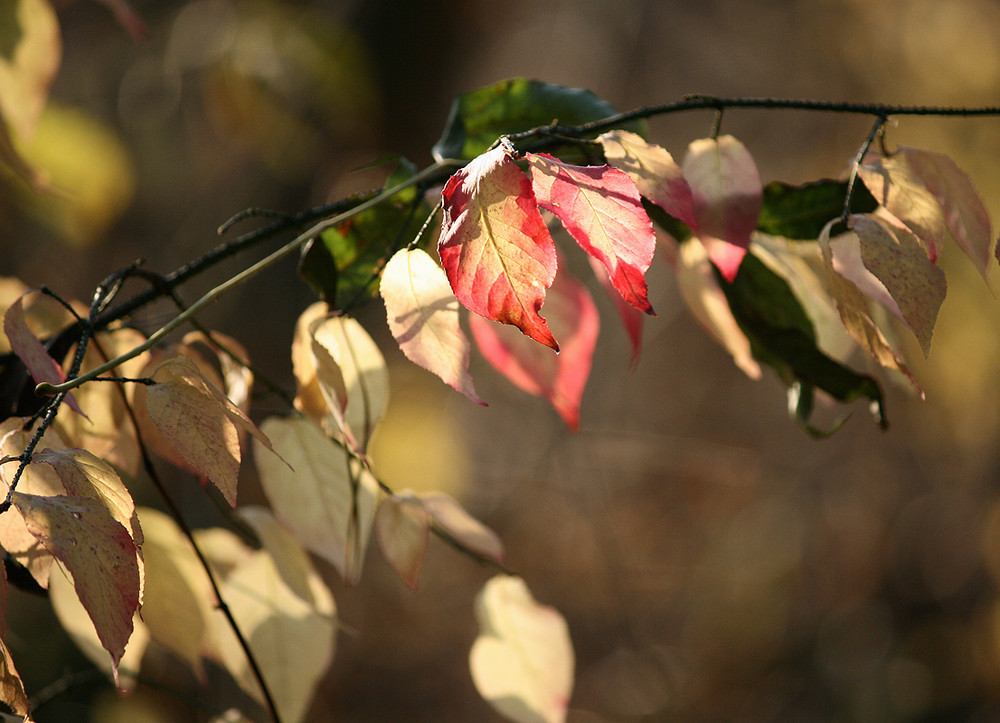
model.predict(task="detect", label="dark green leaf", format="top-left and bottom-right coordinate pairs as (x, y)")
top-left (642, 198), bottom-right (692, 242)
top-left (718, 253), bottom-right (886, 429)
top-left (432, 78), bottom-right (643, 162)
top-left (756, 179), bottom-right (877, 240)
top-left (297, 159), bottom-right (431, 308)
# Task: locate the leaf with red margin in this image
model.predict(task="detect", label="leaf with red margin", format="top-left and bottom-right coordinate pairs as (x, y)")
top-left (382, 248), bottom-right (484, 405)
top-left (599, 130), bottom-right (696, 228)
top-left (439, 145), bottom-right (559, 350)
top-left (683, 135), bottom-right (763, 282)
top-left (11, 491), bottom-right (139, 685)
top-left (528, 152), bottom-right (656, 315)
top-left (470, 269), bottom-right (599, 431)
top-left (4, 293), bottom-right (85, 416)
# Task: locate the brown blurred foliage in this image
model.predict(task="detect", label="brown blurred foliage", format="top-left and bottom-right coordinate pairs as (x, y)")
top-left (5, 0), bottom-right (1000, 721)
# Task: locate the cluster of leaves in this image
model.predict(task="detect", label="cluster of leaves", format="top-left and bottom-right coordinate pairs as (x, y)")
top-left (0, 25), bottom-right (998, 721)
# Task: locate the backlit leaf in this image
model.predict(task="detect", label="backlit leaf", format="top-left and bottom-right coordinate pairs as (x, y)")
top-left (470, 575), bottom-right (574, 723)
top-left (848, 213), bottom-right (947, 356)
top-left (470, 268), bottom-right (598, 431)
top-left (433, 78), bottom-right (638, 163)
top-left (599, 129), bottom-right (696, 228)
top-left (382, 247), bottom-right (484, 404)
top-left (683, 135), bottom-right (763, 282)
top-left (12, 490), bottom-right (140, 681)
top-left (528, 152), bottom-right (656, 314)
top-left (255, 416), bottom-right (377, 585)
top-left (439, 145), bottom-right (559, 350)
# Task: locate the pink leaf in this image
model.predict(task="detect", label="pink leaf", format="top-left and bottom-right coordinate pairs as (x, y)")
top-left (470, 269), bottom-right (599, 431)
top-left (439, 145), bottom-right (559, 350)
top-left (382, 248), bottom-right (484, 404)
top-left (4, 293), bottom-right (85, 416)
top-left (588, 255), bottom-right (644, 366)
top-left (682, 135), bottom-right (763, 282)
top-left (528, 152), bottom-right (656, 315)
top-left (599, 129), bottom-right (696, 228)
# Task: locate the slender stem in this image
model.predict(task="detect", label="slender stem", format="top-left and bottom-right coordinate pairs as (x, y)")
top-left (35, 160), bottom-right (458, 397)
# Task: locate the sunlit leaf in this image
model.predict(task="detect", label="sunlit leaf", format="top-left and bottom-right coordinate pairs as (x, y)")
top-left (528, 152), bottom-right (656, 314)
top-left (255, 416), bottom-right (377, 585)
top-left (683, 135), bottom-right (763, 282)
top-left (470, 268), bottom-right (598, 431)
top-left (381, 247), bottom-right (484, 404)
top-left (599, 129), bottom-right (696, 228)
top-left (470, 575), bottom-right (574, 723)
top-left (439, 145), bottom-right (559, 350)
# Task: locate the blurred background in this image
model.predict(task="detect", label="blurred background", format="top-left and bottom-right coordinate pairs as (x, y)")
top-left (6, 0), bottom-right (1000, 720)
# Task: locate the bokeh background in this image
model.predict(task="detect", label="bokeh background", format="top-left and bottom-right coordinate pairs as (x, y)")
top-left (6, 0), bottom-right (1000, 720)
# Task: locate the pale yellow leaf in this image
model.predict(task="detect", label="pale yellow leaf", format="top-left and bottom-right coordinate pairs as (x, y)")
top-left (291, 301), bottom-right (330, 421)
top-left (374, 493), bottom-right (431, 591)
top-left (0, 0), bottom-right (60, 141)
top-left (470, 576), bottom-right (574, 723)
top-left (210, 507), bottom-right (336, 723)
top-left (192, 526), bottom-right (254, 580)
top-left (255, 416), bottom-right (377, 585)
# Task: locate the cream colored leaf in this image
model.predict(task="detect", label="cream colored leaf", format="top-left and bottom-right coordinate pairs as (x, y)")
top-left (14, 492), bottom-right (140, 681)
top-left (673, 237), bottom-right (761, 379)
top-left (136, 507), bottom-right (217, 677)
top-left (470, 576), bottom-right (574, 723)
top-left (421, 491), bottom-right (503, 564)
top-left (374, 493), bottom-right (431, 591)
top-left (291, 301), bottom-right (330, 421)
top-left (255, 416), bottom-right (377, 585)
top-left (0, 0), bottom-right (60, 141)
top-left (849, 213), bottom-right (947, 356)
top-left (210, 507), bottom-right (336, 723)
top-left (192, 526), bottom-right (254, 580)
top-left (48, 561), bottom-right (149, 692)
top-left (0, 638), bottom-right (30, 718)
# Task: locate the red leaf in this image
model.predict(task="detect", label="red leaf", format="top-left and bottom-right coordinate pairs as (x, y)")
top-left (439, 145), bottom-right (559, 350)
top-left (4, 293), bottom-right (85, 416)
top-left (470, 269), bottom-right (599, 431)
top-left (683, 135), bottom-right (762, 282)
top-left (528, 152), bottom-right (656, 315)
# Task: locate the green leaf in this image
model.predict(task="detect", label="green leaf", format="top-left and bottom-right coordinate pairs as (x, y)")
top-left (717, 252), bottom-right (886, 429)
top-left (297, 159), bottom-right (431, 308)
top-left (433, 78), bottom-right (642, 162)
top-left (756, 179), bottom-right (877, 240)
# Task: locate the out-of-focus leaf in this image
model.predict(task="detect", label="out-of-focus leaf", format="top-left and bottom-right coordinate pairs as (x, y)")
top-left (12, 490), bottom-right (140, 683)
top-left (433, 78), bottom-right (641, 163)
top-left (848, 213), bottom-right (946, 356)
top-left (599, 130), bottom-right (696, 228)
top-left (299, 160), bottom-right (431, 308)
top-left (470, 575), bottom-right (574, 723)
top-left (718, 252), bottom-right (886, 428)
top-left (683, 135), bottom-right (763, 281)
top-left (421, 491), bottom-right (503, 564)
top-left (756, 179), bottom-right (877, 239)
top-left (0, 638), bottom-right (29, 719)
top-left (255, 416), bottom-right (377, 585)
top-left (374, 493), bottom-right (430, 591)
top-left (439, 145), bottom-right (558, 350)
top-left (528, 152), bottom-right (656, 315)
top-left (381, 247), bottom-right (483, 404)
top-left (588, 255), bottom-right (644, 366)
top-left (470, 268), bottom-right (599, 431)
top-left (210, 507), bottom-right (336, 723)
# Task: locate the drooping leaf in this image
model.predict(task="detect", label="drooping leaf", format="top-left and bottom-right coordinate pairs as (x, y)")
top-left (439, 145), bottom-right (559, 350)
top-left (12, 490), bottom-right (140, 681)
top-left (3, 293), bottom-right (84, 415)
top-left (381, 247), bottom-right (484, 404)
top-left (470, 268), bottom-right (599, 431)
top-left (0, 639), bottom-right (29, 719)
top-left (589, 255), bottom-right (644, 366)
top-left (209, 507), bottom-right (336, 723)
top-left (683, 135), bottom-right (763, 281)
top-left (671, 236), bottom-right (761, 380)
top-left (599, 129), bottom-right (696, 228)
top-left (298, 159), bottom-right (432, 307)
top-left (433, 78), bottom-right (639, 163)
top-left (470, 575), bottom-right (574, 723)
top-left (374, 493), bottom-right (430, 591)
top-left (255, 416), bottom-right (377, 585)
top-left (898, 147), bottom-right (994, 278)
top-left (756, 179), bottom-right (877, 239)
top-left (528, 152), bottom-right (656, 315)
top-left (717, 252), bottom-right (886, 428)
top-left (848, 213), bottom-right (947, 356)
top-left (421, 491), bottom-right (503, 565)
top-left (309, 314), bottom-right (389, 450)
